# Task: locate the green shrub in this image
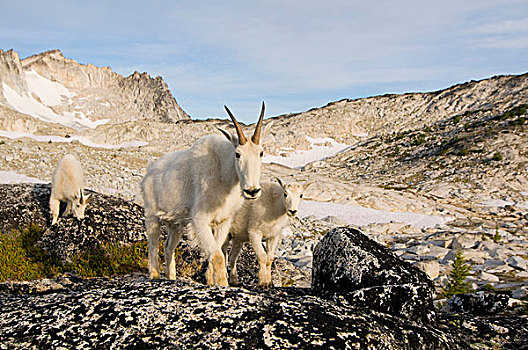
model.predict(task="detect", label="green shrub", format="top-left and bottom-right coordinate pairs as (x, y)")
top-left (413, 134), bottom-right (426, 146)
top-left (482, 283), bottom-right (495, 291)
top-left (442, 248), bottom-right (473, 299)
top-left (0, 223), bottom-right (149, 282)
top-left (458, 149), bottom-right (469, 156)
top-left (66, 241), bottom-right (148, 278)
top-left (492, 152), bottom-right (503, 161)
top-left (0, 224), bottom-right (62, 282)
top-left (501, 104), bottom-right (527, 120)
top-left (452, 115), bottom-right (461, 124)
top-left (493, 224), bottom-right (502, 243)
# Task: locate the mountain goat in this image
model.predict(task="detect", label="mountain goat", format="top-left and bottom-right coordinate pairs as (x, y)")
top-left (50, 154), bottom-right (91, 225)
top-left (225, 178), bottom-right (309, 287)
top-left (141, 102), bottom-right (271, 286)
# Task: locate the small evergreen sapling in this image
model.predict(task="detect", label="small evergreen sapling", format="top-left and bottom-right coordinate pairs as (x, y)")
top-left (442, 248), bottom-right (474, 299)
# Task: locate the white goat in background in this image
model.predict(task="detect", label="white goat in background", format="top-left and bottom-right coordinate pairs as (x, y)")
top-left (50, 154), bottom-right (92, 225)
top-left (141, 102), bottom-right (271, 286)
top-left (225, 178), bottom-right (309, 287)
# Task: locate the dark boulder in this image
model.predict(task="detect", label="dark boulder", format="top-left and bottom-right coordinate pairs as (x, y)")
top-left (0, 183), bottom-right (146, 261)
top-left (0, 276), bottom-right (463, 349)
top-left (446, 291), bottom-right (510, 315)
top-left (312, 227), bottom-right (435, 322)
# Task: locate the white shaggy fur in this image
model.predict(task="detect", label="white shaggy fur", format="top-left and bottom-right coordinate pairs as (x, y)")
top-left (140, 104), bottom-right (270, 286)
top-left (50, 154), bottom-right (91, 225)
top-left (225, 178), bottom-right (309, 287)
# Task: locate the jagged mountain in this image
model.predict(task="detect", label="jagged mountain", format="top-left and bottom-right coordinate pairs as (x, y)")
top-left (0, 49), bottom-right (189, 132)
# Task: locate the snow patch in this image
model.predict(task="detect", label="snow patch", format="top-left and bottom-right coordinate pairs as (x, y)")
top-left (479, 199), bottom-right (515, 207)
top-left (299, 200), bottom-right (449, 228)
top-left (2, 70), bottom-right (108, 129)
top-left (0, 130), bottom-right (147, 149)
top-left (263, 136), bottom-right (350, 168)
top-left (0, 171), bottom-right (46, 184)
top-left (25, 70), bottom-right (75, 106)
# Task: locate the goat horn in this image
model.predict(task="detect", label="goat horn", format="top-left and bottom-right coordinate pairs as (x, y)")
top-left (251, 101), bottom-right (265, 144)
top-left (224, 105), bottom-right (247, 145)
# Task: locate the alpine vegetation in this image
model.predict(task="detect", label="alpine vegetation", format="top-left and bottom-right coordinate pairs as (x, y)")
top-left (140, 102), bottom-right (271, 286)
top-left (226, 178), bottom-right (309, 287)
top-left (49, 154), bottom-right (91, 225)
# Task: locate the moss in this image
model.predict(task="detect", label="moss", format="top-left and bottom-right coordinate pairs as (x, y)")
top-left (0, 224), bottom-right (62, 282)
top-left (482, 283), bottom-right (495, 291)
top-left (0, 223), bottom-right (150, 282)
top-left (66, 242), bottom-right (148, 278)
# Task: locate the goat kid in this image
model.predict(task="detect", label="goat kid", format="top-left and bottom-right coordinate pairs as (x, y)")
top-left (225, 178), bottom-right (310, 287)
top-left (50, 154), bottom-right (91, 225)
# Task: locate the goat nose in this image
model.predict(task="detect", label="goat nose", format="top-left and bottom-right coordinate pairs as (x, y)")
top-left (288, 210), bottom-right (298, 216)
top-left (244, 188), bottom-right (261, 197)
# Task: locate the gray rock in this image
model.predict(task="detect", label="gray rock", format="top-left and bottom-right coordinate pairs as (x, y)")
top-left (0, 277), bottom-right (463, 349)
top-left (511, 287), bottom-right (527, 299)
top-left (446, 291), bottom-right (509, 315)
top-left (507, 256), bottom-right (527, 270)
top-left (416, 260), bottom-right (440, 279)
top-left (479, 271), bottom-right (500, 283)
top-left (312, 227), bottom-right (435, 322)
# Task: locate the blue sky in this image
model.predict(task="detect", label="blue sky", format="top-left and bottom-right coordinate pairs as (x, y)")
top-left (1, 0), bottom-right (527, 123)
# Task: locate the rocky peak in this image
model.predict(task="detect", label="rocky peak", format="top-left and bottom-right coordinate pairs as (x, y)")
top-left (0, 49), bottom-right (190, 132)
top-left (0, 49), bottom-right (27, 100)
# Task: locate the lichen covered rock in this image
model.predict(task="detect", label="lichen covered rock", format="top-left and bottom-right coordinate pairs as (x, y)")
top-left (0, 183), bottom-right (146, 261)
top-left (446, 291), bottom-right (510, 315)
top-left (0, 277), bottom-right (462, 349)
top-left (312, 227), bottom-right (435, 322)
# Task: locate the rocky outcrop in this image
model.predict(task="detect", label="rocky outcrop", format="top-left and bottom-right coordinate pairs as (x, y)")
top-left (446, 291), bottom-right (510, 315)
top-left (0, 49), bottom-right (189, 130)
top-left (312, 227), bottom-right (435, 322)
top-left (0, 183), bottom-right (146, 260)
top-left (0, 276), bottom-right (464, 350)
top-left (0, 49), bottom-right (27, 102)
top-left (0, 184), bottom-right (527, 349)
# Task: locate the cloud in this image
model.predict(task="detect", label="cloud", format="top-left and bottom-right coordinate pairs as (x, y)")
top-left (1, 0), bottom-right (528, 122)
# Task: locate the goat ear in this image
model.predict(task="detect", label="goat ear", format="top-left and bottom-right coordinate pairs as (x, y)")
top-left (275, 177), bottom-right (285, 189)
top-left (217, 127), bottom-right (237, 146)
top-left (260, 120), bottom-right (274, 141)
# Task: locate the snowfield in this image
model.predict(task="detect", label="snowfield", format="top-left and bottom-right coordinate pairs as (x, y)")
top-left (0, 171), bottom-right (46, 184)
top-left (263, 136), bottom-right (351, 168)
top-left (2, 70), bottom-right (108, 129)
top-left (0, 130), bottom-right (147, 149)
top-left (299, 200), bottom-right (449, 229)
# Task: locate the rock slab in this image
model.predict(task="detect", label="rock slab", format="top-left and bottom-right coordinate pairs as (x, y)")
top-left (312, 227), bottom-right (435, 322)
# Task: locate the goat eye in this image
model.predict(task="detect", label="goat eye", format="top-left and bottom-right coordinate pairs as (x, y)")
top-left (260, 151), bottom-right (264, 157)
top-left (283, 193), bottom-right (287, 198)
top-left (300, 194), bottom-right (303, 198)
top-left (235, 152), bottom-right (241, 159)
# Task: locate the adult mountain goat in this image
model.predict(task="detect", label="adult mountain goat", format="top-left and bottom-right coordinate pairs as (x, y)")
top-left (225, 178), bottom-right (309, 287)
top-left (141, 102), bottom-right (271, 286)
top-left (50, 154), bottom-right (92, 225)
